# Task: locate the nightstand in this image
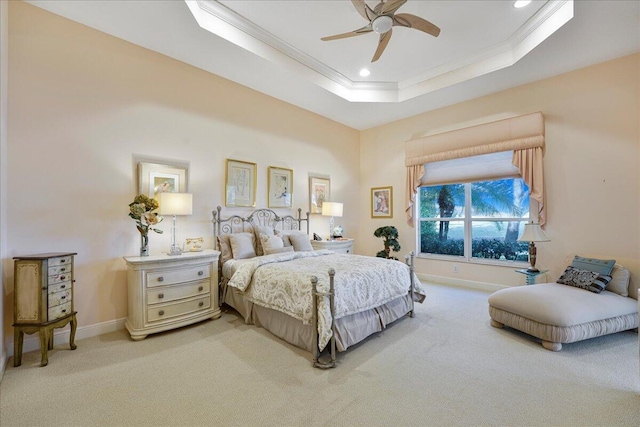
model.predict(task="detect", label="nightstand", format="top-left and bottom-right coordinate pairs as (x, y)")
top-left (310, 238), bottom-right (354, 254)
top-left (123, 249), bottom-right (221, 341)
top-left (515, 268), bottom-right (549, 285)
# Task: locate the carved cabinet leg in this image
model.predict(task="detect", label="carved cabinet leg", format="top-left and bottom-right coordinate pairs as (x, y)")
top-left (38, 328), bottom-right (50, 367)
top-left (69, 314), bottom-right (78, 350)
top-left (13, 328), bottom-right (24, 367)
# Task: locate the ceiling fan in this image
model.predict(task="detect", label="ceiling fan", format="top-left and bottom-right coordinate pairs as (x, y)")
top-left (321, 0), bottom-right (441, 63)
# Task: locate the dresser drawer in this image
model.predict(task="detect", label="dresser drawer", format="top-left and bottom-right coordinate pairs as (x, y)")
top-left (48, 264), bottom-right (72, 276)
top-left (147, 280), bottom-right (210, 305)
top-left (147, 296), bottom-right (210, 323)
top-left (48, 281), bottom-right (72, 294)
top-left (49, 273), bottom-right (72, 286)
top-left (146, 265), bottom-right (210, 288)
top-left (48, 288), bottom-right (72, 308)
top-left (48, 301), bottom-right (72, 321)
top-left (49, 256), bottom-right (73, 268)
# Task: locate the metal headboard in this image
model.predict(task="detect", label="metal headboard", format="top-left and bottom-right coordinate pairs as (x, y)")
top-left (212, 206), bottom-right (310, 249)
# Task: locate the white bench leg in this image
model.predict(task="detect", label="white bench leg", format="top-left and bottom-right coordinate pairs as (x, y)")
top-left (542, 341), bottom-right (562, 351)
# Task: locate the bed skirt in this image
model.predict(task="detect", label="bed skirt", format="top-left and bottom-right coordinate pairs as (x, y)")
top-left (225, 286), bottom-right (415, 352)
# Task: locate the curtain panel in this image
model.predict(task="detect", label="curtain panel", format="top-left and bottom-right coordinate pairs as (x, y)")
top-left (405, 112), bottom-right (546, 226)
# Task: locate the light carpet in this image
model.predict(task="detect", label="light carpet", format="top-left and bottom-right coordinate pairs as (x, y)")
top-left (1, 283), bottom-right (639, 426)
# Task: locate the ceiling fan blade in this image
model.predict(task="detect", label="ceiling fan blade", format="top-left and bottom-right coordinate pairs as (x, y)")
top-left (393, 13), bottom-right (441, 37)
top-left (321, 25), bottom-right (373, 41)
top-left (371, 29), bottom-right (392, 62)
top-left (380, 0), bottom-right (407, 15)
top-left (351, 0), bottom-right (376, 21)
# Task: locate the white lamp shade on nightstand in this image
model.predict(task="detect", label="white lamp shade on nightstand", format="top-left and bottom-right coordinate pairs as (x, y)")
top-left (157, 193), bottom-right (193, 216)
top-left (517, 222), bottom-right (549, 243)
top-left (322, 202), bottom-right (343, 217)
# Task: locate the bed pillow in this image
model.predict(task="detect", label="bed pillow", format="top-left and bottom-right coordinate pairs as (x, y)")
top-left (229, 232), bottom-right (257, 260)
top-left (275, 230), bottom-right (292, 247)
top-left (217, 234), bottom-right (233, 266)
top-left (557, 266), bottom-right (611, 294)
top-left (570, 256), bottom-right (616, 276)
top-left (253, 226), bottom-right (275, 256)
top-left (264, 246), bottom-right (294, 255)
top-left (606, 264), bottom-right (630, 297)
top-left (260, 233), bottom-right (284, 253)
top-left (287, 233), bottom-right (314, 252)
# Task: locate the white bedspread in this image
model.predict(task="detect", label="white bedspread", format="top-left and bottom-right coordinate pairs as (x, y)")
top-left (225, 251), bottom-right (425, 349)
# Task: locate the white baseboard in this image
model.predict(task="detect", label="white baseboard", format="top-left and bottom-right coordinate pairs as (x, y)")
top-left (418, 273), bottom-right (508, 293)
top-left (5, 317), bottom-right (127, 361)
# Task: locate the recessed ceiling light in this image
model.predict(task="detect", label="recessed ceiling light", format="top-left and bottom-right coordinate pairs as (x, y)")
top-left (359, 68), bottom-right (371, 77)
top-left (514, 0), bottom-right (532, 8)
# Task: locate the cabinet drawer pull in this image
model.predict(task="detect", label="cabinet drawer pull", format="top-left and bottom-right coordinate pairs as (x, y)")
top-left (60, 259), bottom-right (66, 263)
top-left (60, 267), bottom-right (66, 272)
top-left (60, 275), bottom-right (66, 280)
top-left (199, 301), bottom-right (204, 307)
top-left (157, 277), bottom-right (164, 282)
top-left (198, 286), bottom-right (204, 292)
top-left (158, 293), bottom-right (164, 299)
top-left (61, 296), bottom-right (66, 300)
top-left (159, 310), bottom-right (165, 316)
top-left (198, 271), bottom-right (204, 276)
top-left (60, 285), bottom-right (66, 289)
top-left (61, 309), bottom-right (67, 313)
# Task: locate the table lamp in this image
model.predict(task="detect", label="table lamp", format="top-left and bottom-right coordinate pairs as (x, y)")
top-left (518, 222), bottom-right (550, 272)
top-left (157, 192), bottom-right (193, 256)
top-left (321, 202), bottom-right (343, 240)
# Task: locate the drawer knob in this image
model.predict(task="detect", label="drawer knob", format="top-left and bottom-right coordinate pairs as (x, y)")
top-left (61, 296), bottom-right (66, 300)
top-left (60, 285), bottom-right (66, 289)
top-left (158, 277), bottom-right (164, 282)
top-left (60, 275), bottom-right (66, 280)
top-left (198, 286), bottom-right (203, 292)
top-left (159, 310), bottom-right (165, 316)
top-left (199, 301), bottom-right (204, 307)
top-left (198, 271), bottom-right (204, 276)
top-left (61, 259), bottom-right (66, 263)
top-left (61, 309), bottom-right (67, 313)
top-left (158, 293), bottom-right (164, 299)
top-left (60, 267), bottom-right (66, 272)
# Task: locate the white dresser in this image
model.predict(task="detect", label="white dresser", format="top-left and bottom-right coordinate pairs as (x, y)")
top-left (123, 250), bottom-right (221, 341)
top-left (310, 238), bottom-right (354, 254)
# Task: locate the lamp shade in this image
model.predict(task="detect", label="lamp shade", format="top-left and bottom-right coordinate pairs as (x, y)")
top-left (322, 202), bottom-right (343, 217)
top-left (518, 222), bottom-right (549, 242)
top-left (157, 192), bottom-right (193, 216)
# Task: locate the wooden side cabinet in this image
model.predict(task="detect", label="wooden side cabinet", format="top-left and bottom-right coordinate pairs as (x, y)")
top-left (123, 250), bottom-right (221, 341)
top-left (13, 252), bottom-right (78, 367)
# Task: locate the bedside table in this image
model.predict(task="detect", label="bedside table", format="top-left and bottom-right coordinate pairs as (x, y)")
top-left (515, 268), bottom-right (549, 285)
top-left (123, 249), bottom-right (221, 341)
top-left (310, 238), bottom-right (354, 254)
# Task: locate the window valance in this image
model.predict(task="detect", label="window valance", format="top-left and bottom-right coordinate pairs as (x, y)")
top-left (405, 112), bottom-right (546, 226)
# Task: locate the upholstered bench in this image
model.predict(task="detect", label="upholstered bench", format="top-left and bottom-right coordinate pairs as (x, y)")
top-left (489, 260), bottom-right (638, 351)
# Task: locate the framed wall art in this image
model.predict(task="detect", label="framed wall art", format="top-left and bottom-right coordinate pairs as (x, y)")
top-left (371, 186), bottom-right (393, 218)
top-left (138, 162), bottom-right (188, 198)
top-left (268, 166), bottom-right (293, 208)
top-left (309, 176), bottom-right (330, 215)
top-left (225, 159), bottom-right (257, 207)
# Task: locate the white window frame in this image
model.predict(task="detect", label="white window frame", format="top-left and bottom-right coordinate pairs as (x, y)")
top-left (416, 180), bottom-right (536, 267)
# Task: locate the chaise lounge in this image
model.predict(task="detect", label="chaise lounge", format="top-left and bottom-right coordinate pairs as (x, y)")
top-left (488, 256), bottom-right (638, 351)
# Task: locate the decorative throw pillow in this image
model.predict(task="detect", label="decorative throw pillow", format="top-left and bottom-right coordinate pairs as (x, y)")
top-left (260, 233), bottom-right (284, 253)
top-left (264, 246), bottom-right (294, 255)
top-left (287, 233), bottom-right (314, 252)
top-left (253, 226), bottom-right (275, 256)
top-left (228, 232), bottom-right (256, 260)
top-left (274, 230), bottom-right (292, 247)
top-left (557, 266), bottom-right (610, 294)
top-left (217, 234), bottom-right (233, 266)
top-left (607, 264), bottom-right (630, 297)
top-left (570, 256), bottom-right (616, 276)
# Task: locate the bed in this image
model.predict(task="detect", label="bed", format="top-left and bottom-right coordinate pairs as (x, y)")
top-left (212, 206), bottom-right (426, 368)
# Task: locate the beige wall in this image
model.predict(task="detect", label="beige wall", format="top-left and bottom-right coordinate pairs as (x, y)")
top-left (359, 53), bottom-right (640, 289)
top-left (0, 0), bottom-right (9, 371)
top-left (2, 2), bottom-right (360, 343)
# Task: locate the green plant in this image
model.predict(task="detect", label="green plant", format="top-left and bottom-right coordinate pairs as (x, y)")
top-left (374, 226), bottom-right (401, 260)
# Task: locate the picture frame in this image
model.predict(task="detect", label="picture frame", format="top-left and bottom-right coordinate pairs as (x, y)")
top-left (138, 162), bottom-right (187, 199)
top-left (268, 166), bottom-right (293, 208)
top-left (309, 176), bottom-right (330, 215)
top-left (225, 159), bottom-right (257, 207)
top-left (371, 186), bottom-right (393, 218)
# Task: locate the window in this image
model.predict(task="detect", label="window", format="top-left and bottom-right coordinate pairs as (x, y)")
top-left (418, 178), bottom-right (531, 263)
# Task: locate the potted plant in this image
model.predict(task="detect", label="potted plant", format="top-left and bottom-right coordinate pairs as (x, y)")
top-left (374, 226), bottom-right (401, 260)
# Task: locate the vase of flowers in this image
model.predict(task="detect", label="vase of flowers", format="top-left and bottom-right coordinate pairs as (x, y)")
top-left (128, 194), bottom-right (163, 256)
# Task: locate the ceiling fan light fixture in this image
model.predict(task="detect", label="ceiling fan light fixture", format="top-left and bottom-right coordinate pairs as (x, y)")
top-left (513, 0), bottom-right (532, 8)
top-left (359, 68), bottom-right (371, 77)
top-left (372, 15), bottom-right (393, 34)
